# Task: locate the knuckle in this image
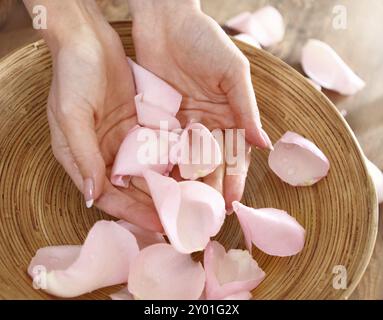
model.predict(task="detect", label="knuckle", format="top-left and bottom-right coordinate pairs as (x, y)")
top-left (71, 148), bottom-right (103, 166)
top-left (55, 107), bottom-right (75, 130)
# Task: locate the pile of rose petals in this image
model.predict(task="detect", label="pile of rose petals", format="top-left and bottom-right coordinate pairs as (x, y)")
top-left (28, 59), bottom-right (333, 299)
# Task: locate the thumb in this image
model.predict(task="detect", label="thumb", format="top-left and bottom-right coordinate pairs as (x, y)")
top-left (58, 111), bottom-right (106, 208)
top-left (224, 57), bottom-right (273, 149)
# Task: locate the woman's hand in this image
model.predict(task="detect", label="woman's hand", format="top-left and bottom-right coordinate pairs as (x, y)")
top-left (24, 0), bottom-right (162, 231)
top-left (128, 0), bottom-right (272, 208)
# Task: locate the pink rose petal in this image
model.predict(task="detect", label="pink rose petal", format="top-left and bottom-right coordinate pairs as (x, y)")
top-left (117, 220), bottom-right (166, 249)
top-left (226, 11), bottom-right (252, 30)
top-left (306, 77), bottom-right (322, 91)
top-left (143, 170), bottom-right (226, 254)
top-left (176, 122), bottom-right (222, 180)
top-left (28, 221), bottom-right (139, 298)
top-left (111, 125), bottom-right (179, 186)
top-left (251, 6), bottom-right (285, 46)
top-left (134, 93), bottom-right (181, 130)
top-left (365, 158), bottom-right (383, 204)
top-left (223, 291), bottom-right (252, 300)
top-left (128, 58), bottom-right (182, 129)
top-left (204, 241), bottom-right (265, 300)
top-left (301, 39), bottom-right (365, 95)
top-left (226, 6), bottom-right (285, 47)
top-left (128, 243), bottom-right (205, 300)
top-left (233, 33), bottom-right (261, 49)
top-left (232, 201), bottom-right (305, 256)
top-left (268, 131), bottom-right (330, 186)
top-left (340, 109), bottom-right (348, 117)
top-left (110, 288), bottom-right (134, 300)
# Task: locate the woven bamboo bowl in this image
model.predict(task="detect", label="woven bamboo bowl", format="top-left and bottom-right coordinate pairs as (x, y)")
top-left (0, 21), bottom-right (378, 300)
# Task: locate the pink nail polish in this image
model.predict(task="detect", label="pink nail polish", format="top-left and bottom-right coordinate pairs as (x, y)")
top-left (226, 208), bottom-right (234, 215)
top-left (260, 128), bottom-right (274, 151)
top-left (83, 178), bottom-right (94, 208)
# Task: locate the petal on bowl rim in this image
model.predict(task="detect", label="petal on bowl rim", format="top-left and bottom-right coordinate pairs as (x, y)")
top-left (268, 131), bottom-right (330, 186)
top-left (365, 157), bottom-right (383, 204)
top-left (232, 201), bottom-right (305, 257)
top-left (110, 287), bottom-right (134, 300)
top-left (233, 33), bottom-right (262, 49)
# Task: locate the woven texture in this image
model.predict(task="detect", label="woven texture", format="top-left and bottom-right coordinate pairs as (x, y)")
top-left (0, 21), bottom-right (378, 299)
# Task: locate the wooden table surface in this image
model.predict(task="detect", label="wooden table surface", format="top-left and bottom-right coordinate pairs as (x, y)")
top-left (0, 0), bottom-right (382, 299)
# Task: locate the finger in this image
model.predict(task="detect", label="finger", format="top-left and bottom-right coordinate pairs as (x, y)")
top-left (203, 130), bottom-right (225, 194)
top-left (55, 107), bottom-right (105, 207)
top-left (48, 109), bottom-right (83, 190)
top-left (223, 54), bottom-right (272, 149)
top-left (203, 162), bottom-right (225, 194)
top-left (224, 135), bottom-right (252, 211)
top-left (96, 179), bottom-right (163, 232)
top-left (178, 97), bottom-right (235, 129)
top-left (129, 177), bottom-right (150, 195)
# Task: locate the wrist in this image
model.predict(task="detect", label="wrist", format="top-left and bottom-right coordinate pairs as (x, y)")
top-left (24, 0), bottom-right (106, 55)
top-left (128, 0), bottom-right (201, 21)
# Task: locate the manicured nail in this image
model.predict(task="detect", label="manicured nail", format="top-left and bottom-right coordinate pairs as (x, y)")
top-left (260, 128), bottom-right (274, 151)
top-left (84, 178), bottom-right (94, 208)
top-left (226, 208), bottom-right (234, 215)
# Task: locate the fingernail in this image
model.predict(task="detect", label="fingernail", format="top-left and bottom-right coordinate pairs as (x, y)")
top-left (83, 178), bottom-right (94, 208)
top-left (260, 128), bottom-right (274, 151)
top-left (226, 208), bottom-right (234, 215)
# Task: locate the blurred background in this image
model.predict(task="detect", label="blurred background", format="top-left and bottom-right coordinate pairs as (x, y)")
top-left (0, 0), bottom-right (382, 299)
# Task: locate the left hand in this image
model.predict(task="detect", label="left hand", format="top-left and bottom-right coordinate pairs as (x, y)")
top-left (128, 0), bottom-right (272, 208)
